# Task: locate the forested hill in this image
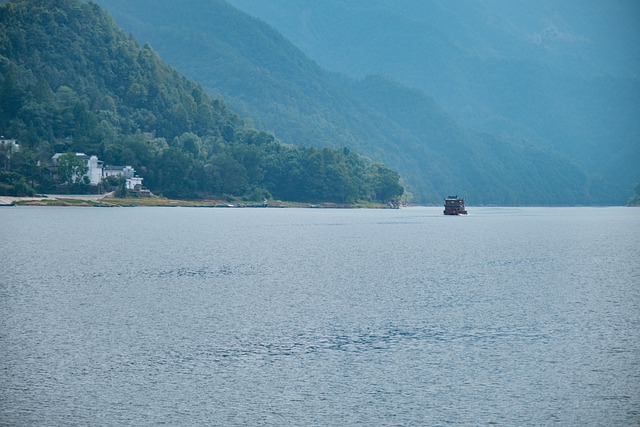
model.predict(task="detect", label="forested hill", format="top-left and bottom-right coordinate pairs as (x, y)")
top-left (0, 0), bottom-right (404, 203)
top-left (227, 0), bottom-right (639, 204)
top-left (93, 0), bottom-right (618, 205)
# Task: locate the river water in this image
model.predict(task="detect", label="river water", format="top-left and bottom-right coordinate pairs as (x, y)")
top-left (1, 206), bottom-right (639, 426)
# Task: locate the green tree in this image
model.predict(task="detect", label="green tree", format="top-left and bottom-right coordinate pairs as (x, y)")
top-left (627, 182), bottom-right (640, 206)
top-left (371, 164), bottom-right (404, 203)
top-left (175, 132), bottom-right (203, 158)
top-left (0, 63), bottom-right (23, 122)
top-left (0, 171), bottom-right (35, 196)
top-left (57, 152), bottom-right (88, 185)
top-left (211, 154), bottom-right (248, 195)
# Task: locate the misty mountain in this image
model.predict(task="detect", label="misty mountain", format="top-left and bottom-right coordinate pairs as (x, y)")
top-left (227, 0), bottom-right (640, 201)
top-left (94, 0), bottom-right (620, 204)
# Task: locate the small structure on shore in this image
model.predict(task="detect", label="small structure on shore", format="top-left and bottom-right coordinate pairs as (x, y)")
top-left (444, 196), bottom-right (467, 215)
top-left (51, 153), bottom-right (145, 192)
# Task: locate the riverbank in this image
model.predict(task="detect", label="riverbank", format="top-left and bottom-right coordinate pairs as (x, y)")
top-left (0, 195), bottom-right (393, 209)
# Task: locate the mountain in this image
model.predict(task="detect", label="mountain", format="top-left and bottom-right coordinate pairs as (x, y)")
top-left (93, 0), bottom-right (620, 205)
top-left (226, 0), bottom-right (640, 202)
top-left (0, 0), bottom-right (404, 203)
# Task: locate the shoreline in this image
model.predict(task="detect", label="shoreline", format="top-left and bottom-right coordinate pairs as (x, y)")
top-left (0, 195), bottom-right (394, 209)
top-left (2, 195), bottom-right (632, 208)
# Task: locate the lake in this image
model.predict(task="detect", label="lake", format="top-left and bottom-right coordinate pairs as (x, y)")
top-left (1, 206), bottom-right (639, 426)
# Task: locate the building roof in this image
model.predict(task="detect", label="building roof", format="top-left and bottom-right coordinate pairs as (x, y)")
top-left (52, 152), bottom-right (89, 159)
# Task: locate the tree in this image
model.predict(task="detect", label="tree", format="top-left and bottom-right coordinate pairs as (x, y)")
top-left (371, 164), bottom-right (404, 203)
top-left (0, 171), bottom-right (35, 196)
top-left (0, 63), bottom-right (23, 122)
top-left (175, 132), bottom-right (203, 158)
top-left (57, 152), bottom-right (88, 185)
top-left (627, 182), bottom-right (640, 206)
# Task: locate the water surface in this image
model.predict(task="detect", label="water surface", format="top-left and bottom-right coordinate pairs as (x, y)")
top-left (1, 206), bottom-right (639, 425)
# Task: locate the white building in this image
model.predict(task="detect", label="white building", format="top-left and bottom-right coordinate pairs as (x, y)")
top-left (51, 153), bottom-right (102, 184)
top-left (103, 165), bottom-right (135, 179)
top-left (51, 153), bottom-right (143, 189)
top-left (87, 155), bottom-right (104, 185)
top-left (126, 176), bottom-right (144, 190)
top-left (0, 137), bottom-right (19, 152)
top-left (1, 137), bottom-right (19, 169)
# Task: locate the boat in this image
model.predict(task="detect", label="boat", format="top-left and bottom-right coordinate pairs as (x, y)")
top-left (443, 196), bottom-right (467, 215)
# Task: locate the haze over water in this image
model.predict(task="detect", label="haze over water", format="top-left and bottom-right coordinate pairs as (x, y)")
top-left (1, 206), bottom-right (639, 425)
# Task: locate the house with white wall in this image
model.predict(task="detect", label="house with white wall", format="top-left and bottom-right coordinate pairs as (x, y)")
top-left (51, 153), bottom-right (103, 185)
top-left (51, 153), bottom-right (143, 190)
top-left (87, 155), bottom-right (104, 185)
top-left (103, 165), bottom-right (135, 180)
top-left (0, 137), bottom-right (19, 151)
top-left (126, 176), bottom-right (144, 190)
top-left (1, 137), bottom-right (20, 170)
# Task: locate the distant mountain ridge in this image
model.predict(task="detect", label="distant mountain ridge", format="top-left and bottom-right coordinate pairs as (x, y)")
top-left (93, 0), bottom-right (618, 205)
top-left (226, 0), bottom-right (640, 202)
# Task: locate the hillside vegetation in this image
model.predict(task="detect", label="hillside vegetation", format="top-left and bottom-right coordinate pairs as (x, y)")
top-left (93, 0), bottom-right (619, 205)
top-left (228, 0), bottom-right (639, 204)
top-left (0, 0), bottom-right (403, 204)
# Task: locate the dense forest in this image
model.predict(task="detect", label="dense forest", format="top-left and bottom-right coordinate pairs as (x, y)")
top-left (94, 0), bottom-right (622, 205)
top-left (0, 0), bottom-right (403, 204)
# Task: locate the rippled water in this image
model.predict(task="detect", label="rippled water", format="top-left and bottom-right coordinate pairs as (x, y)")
top-left (1, 206), bottom-right (639, 425)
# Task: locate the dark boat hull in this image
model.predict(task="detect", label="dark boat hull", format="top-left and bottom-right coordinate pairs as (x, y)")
top-left (443, 209), bottom-right (467, 215)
